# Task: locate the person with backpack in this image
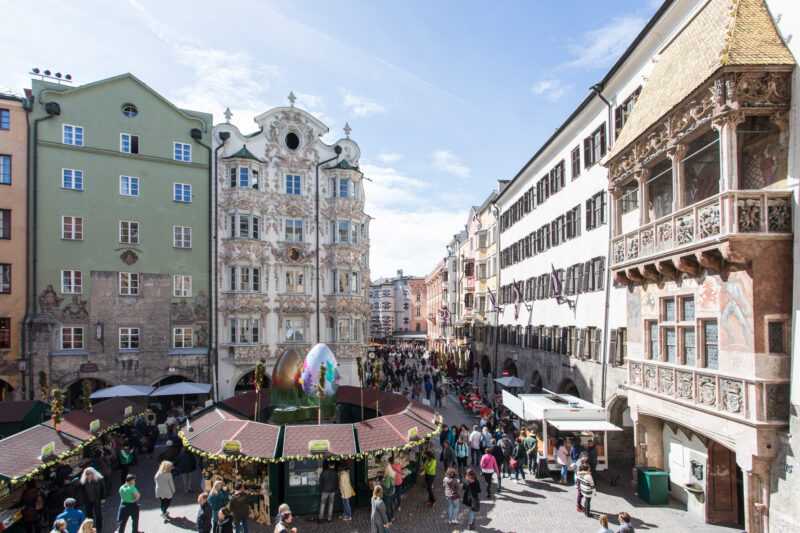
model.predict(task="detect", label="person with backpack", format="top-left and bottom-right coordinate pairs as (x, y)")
top-left (461, 469), bottom-right (481, 530)
top-left (498, 433), bottom-right (513, 478)
top-left (511, 436), bottom-right (527, 482)
top-left (229, 482), bottom-right (251, 533)
top-left (523, 431), bottom-right (538, 476)
top-left (455, 436), bottom-right (469, 478)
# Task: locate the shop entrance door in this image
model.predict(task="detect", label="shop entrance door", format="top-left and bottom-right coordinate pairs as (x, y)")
top-left (707, 441), bottom-right (739, 526)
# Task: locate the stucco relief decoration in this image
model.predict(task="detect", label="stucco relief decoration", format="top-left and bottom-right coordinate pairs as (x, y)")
top-left (120, 250), bottom-right (138, 265)
top-left (766, 384), bottom-right (790, 420)
top-left (231, 346), bottom-right (265, 364)
top-left (659, 370), bottom-right (675, 396)
top-left (193, 292), bottom-right (209, 321)
top-left (697, 376), bottom-right (716, 407)
top-left (737, 198), bottom-right (762, 232)
top-left (613, 240), bottom-right (626, 264)
top-left (720, 379), bottom-right (743, 414)
top-left (61, 296), bottom-right (89, 321)
top-left (767, 197), bottom-right (791, 232)
top-left (676, 215), bottom-right (694, 245)
top-left (697, 204), bottom-right (720, 239)
top-left (626, 235), bottom-right (640, 260)
top-left (171, 300), bottom-right (195, 323)
top-left (735, 72), bottom-right (791, 108)
top-left (644, 365), bottom-right (657, 391)
top-left (639, 228), bottom-right (654, 257)
top-left (195, 324), bottom-right (208, 348)
top-left (38, 285), bottom-right (64, 315)
top-left (676, 371), bottom-right (693, 400)
top-left (657, 222), bottom-right (673, 248)
top-left (630, 362), bottom-right (643, 386)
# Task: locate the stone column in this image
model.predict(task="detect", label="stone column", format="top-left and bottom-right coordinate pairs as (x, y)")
top-left (712, 112), bottom-right (745, 192)
top-left (637, 168), bottom-right (651, 226)
top-left (668, 144), bottom-right (687, 211)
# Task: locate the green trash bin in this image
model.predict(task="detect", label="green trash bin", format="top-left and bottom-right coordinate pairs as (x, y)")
top-left (636, 466), bottom-right (670, 505)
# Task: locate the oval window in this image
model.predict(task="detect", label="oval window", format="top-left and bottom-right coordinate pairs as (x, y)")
top-left (122, 103), bottom-right (138, 117)
top-left (285, 132), bottom-right (300, 150)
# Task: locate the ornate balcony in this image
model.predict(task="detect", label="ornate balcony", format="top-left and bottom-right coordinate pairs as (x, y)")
top-left (612, 190), bottom-right (792, 281)
top-left (628, 360), bottom-right (789, 424)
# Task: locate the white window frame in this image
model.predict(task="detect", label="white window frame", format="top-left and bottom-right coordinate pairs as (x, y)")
top-left (173, 183), bottom-right (192, 203)
top-left (285, 218), bottom-right (304, 242)
top-left (173, 142), bottom-right (192, 162)
top-left (60, 327), bottom-right (84, 350)
top-left (229, 318), bottom-right (260, 345)
top-left (120, 133), bottom-right (139, 154)
top-left (285, 269), bottom-right (305, 293)
top-left (173, 226), bottom-right (192, 249)
top-left (285, 174), bottom-right (302, 195)
top-left (173, 327), bottom-right (194, 348)
top-left (61, 270), bottom-right (82, 294)
top-left (119, 327), bottom-right (140, 350)
top-left (119, 175), bottom-right (140, 197)
top-left (61, 168), bottom-right (84, 191)
top-left (61, 216), bottom-right (84, 240)
top-left (118, 272), bottom-right (140, 296)
top-left (119, 220), bottom-right (140, 245)
top-left (62, 124), bottom-right (84, 146)
top-left (284, 317), bottom-right (305, 342)
top-left (173, 274), bottom-right (192, 297)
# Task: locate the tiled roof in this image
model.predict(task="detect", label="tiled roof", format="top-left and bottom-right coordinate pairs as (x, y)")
top-left (0, 425), bottom-right (81, 480)
top-left (43, 398), bottom-right (147, 440)
top-left (0, 401), bottom-right (45, 424)
top-left (355, 417), bottom-right (406, 452)
top-left (608, 0), bottom-right (795, 162)
top-left (187, 408), bottom-right (243, 435)
top-left (282, 424), bottom-right (356, 457)
top-left (406, 401), bottom-right (437, 426)
top-left (335, 386), bottom-right (408, 415)
top-left (184, 410), bottom-right (279, 459)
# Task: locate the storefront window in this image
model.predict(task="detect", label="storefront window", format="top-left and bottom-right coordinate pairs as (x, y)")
top-left (682, 130), bottom-right (720, 206)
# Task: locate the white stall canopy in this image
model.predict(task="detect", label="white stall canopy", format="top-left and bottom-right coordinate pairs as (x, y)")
top-left (502, 389), bottom-right (622, 432)
top-left (548, 420), bottom-right (622, 432)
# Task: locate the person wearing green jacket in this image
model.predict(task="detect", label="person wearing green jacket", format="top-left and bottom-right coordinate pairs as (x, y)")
top-left (423, 450), bottom-right (437, 506)
top-left (523, 432), bottom-right (538, 476)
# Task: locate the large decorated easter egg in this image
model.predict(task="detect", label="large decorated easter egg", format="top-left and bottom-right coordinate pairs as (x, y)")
top-left (271, 349), bottom-right (303, 392)
top-left (298, 343), bottom-right (339, 396)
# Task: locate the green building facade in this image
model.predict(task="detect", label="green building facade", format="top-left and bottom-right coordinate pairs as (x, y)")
top-left (26, 74), bottom-right (212, 403)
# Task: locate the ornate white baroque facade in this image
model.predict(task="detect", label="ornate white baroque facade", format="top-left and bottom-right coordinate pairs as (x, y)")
top-left (212, 100), bottom-right (370, 399)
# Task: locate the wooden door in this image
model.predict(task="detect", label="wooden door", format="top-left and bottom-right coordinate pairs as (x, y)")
top-left (707, 441), bottom-right (739, 526)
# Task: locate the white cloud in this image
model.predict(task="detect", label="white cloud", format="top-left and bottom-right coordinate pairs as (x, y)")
top-left (565, 16), bottom-right (645, 69)
top-left (342, 91), bottom-right (386, 117)
top-left (531, 79), bottom-right (569, 101)
top-left (377, 152), bottom-right (403, 163)
top-left (432, 150), bottom-right (470, 178)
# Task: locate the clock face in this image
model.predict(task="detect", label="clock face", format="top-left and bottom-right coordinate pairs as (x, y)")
top-left (288, 247), bottom-right (301, 262)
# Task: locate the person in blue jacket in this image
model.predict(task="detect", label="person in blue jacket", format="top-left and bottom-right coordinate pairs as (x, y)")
top-left (54, 498), bottom-right (85, 533)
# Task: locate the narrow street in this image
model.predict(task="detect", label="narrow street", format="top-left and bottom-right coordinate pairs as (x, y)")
top-left (100, 392), bottom-right (743, 532)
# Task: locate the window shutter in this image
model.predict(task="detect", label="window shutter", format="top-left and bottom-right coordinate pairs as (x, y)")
top-left (614, 107), bottom-right (623, 136)
top-left (584, 138), bottom-right (592, 167)
top-left (559, 160), bottom-right (565, 188)
top-left (600, 193), bottom-right (607, 225)
top-left (585, 199), bottom-right (593, 230)
top-left (229, 214), bottom-right (236, 238)
top-left (593, 328), bottom-right (602, 361)
top-left (576, 207), bottom-right (581, 236)
top-left (609, 329), bottom-right (618, 366)
top-left (577, 329), bottom-right (586, 359)
top-left (583, 261), bottom-right (592, 291)
top-left (597, 257), bottom-right (606, 290)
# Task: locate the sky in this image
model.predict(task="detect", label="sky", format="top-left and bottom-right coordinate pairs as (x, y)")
top-left (2, 0), bottom-right (663, 279)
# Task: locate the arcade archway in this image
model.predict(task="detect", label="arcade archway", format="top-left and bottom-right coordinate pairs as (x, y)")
top-left (501, 358), bottom-right (518, 377)
top-left (66, 378), bottom-right (110, 409)
top-left (235, 370), bottom-right (271, 393)
top-left (152, 374), bottom-right (192, 387)
top-left (557, 378), bottom-right (580, 397)
top-left (0, 379), bottom-right (14, 401)
top-left (529, 371), bottom-right (544, 393)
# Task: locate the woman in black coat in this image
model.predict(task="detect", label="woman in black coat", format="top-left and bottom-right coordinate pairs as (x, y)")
top-left (80, 467), bottom-right (105, 533)
top-left (196, 492), bottom-right (212, 533)
top-left (462, 469), bottom-right (481, 530)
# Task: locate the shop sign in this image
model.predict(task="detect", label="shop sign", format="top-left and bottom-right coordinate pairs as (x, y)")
top-left (40, 441), bottom-right (56, 460)
top-left (407, 427), bottom-right (419, 440)
top-left (123, 406), bottom-right (133, 417)
top-left (79, 363), bottom-right (98, 373)
top-left (222, 440), bottom-right (242, 454)
top-left (89, 419), bottom-right (101, 434)
top-left (308, 439), bottom-right (330, 454)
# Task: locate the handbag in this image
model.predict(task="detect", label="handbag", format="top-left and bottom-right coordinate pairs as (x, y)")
top-left (509, 458), bottom-right (518, 470)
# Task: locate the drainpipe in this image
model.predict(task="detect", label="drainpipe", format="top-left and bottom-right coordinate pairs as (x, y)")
top-left (192, 128), bottom-right (217, 400)
top-left (491, 204), bottom-right (501, 395)
top-left (590, 83), bottom-right (614, 408)
top-left (315, 146), bottom-right (342, 343)
top-left (24, 98), bottom-right (60, 400)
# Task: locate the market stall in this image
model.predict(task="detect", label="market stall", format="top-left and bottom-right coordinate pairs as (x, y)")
top-left (280, 424), bottom-right (357, 516)
top-left (180, 408), bottom-right (280, 527)
top-left (502, 389), bottom-right (622, 476)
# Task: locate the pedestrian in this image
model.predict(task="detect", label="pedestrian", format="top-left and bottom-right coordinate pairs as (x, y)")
top-left (51, 519), bottom-right (67, 533)
top-left (490, 441), bottom-right (504, 493)
top-left (197, 492), bottom-right (212, 533)
top-left (468, 425), bottom-right (482, 466)
top-left (117, 445), bottom-right (135, 485)
top-left (390, 456), bottom-right (404, 510)
top-left (216, 507), bottom-right (234, 533)
top-left (596, 514), bottom-right (613, 533)
top-left (80, 467), bottom-right (105, 533)
top-left (556, 439), bottom-right (570, 484)
top-left (175, 448), bottom-right (198, 493)
top-left (461, 469), bottom-right (481, 531)
top-left (229, 482), bottom-right (250, 533)
top-left (318, 462), bottom-right (338, 522)
top-left (455, 436), bottom-right (469, 478)
top-left (587, 440), bottom-right (598, 477)
top-left (116, 474), bottom-right (140, 533)
top-left (443, 467), bottom-right (461, 524)
top-left (434, 383), bottom-right (443, 407)
top-left (439, 424), bottom-right (450, 454)
top-left (479, 447), bottom-right (499, 498)
top-left (511, 436), bottom-right (527, 482)
top-left (498, 433), bottom-right (513, 478)
top-left (617, 512), bottom-right (635, 532)
top-left (480, 427), bottom-right (492, 454)
top-left (338, 466), bottom-right (355, 521)
top-left (55, 499), bottom-right (85, 533)
top-left (78, 520), bottom-right (96, 533)
top-left (154, 460), bottom-right (176, 522)
top-left (370, 485), bottom-right (391, 533)
top-left (422, 450), bottom-right (437, 505)
top-left (441, 440), bottom-right (456, 472)
top-left (576, 464), bottom-right (595, 516)
top-left (208, 480), bottom-right (230, 532)
top-left (523, 431), bottom-right (538, 476)
top-left (273, 505), bottom-right (296, 533)
top-left (380, 470), bottom-right (395, 521)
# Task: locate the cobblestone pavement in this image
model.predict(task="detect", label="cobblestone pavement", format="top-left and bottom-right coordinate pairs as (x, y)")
top-left (100, 394), bottom-right (743, 533)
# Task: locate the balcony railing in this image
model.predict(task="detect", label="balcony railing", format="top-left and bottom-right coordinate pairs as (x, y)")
top-left (628, 360), bottom-right (790, 424)
top-left (612, 190), bottom-right (792, 267)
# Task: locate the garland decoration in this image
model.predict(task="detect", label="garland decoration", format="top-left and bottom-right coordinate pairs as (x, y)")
top-left (81, 380), bottom-right (93, 413)
top-left (50, 388), bottom-right (64, 428)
